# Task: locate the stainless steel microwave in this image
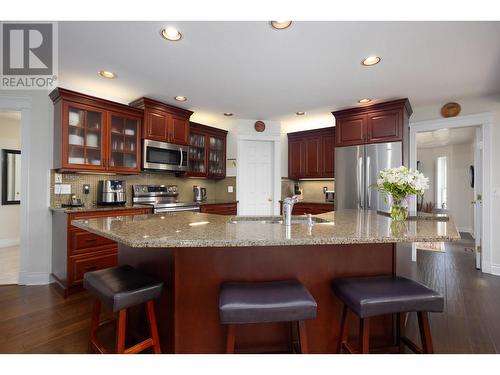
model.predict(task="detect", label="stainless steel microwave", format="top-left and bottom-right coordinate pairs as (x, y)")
top-left (142, 139), bottom-right (188, 172)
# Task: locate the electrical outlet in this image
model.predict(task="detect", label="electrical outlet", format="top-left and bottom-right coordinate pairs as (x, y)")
top-left (83, 184), bottom-right (90, 194)
top-left (227, 186), bottom-right (234, 193)
top-left (323, 186), bottom-right (328, 194)
top-left (54, 173), bottom-right (62, 184)
top-left (55, 184), bottom-right (71, 195)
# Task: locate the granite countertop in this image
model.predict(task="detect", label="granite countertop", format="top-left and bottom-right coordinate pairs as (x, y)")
top-left (49, 204), bottom-right (153, 213)
top-left (279, 199), bottom-right (334, 204)
top-left (49, 200), bottom-right (238, 213)
top-left (71, 209), bottom-right (460, 248)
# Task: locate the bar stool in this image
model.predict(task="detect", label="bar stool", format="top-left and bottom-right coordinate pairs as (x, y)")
top-left (332, 276), bottom-right (444, 354)
top-left (219, 279), bottom-right (317, 354)
top-left (83, 265), bottom-right (163, 354)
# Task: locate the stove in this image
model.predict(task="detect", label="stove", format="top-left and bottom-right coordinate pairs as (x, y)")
top-left (132, 184), bottom-right (200, 213)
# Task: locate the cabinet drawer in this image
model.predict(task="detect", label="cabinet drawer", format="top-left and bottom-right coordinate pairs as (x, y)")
top-left (69, 230), bottom-right (116, 254)
top-left (70, 250), bottom-right (117, 285)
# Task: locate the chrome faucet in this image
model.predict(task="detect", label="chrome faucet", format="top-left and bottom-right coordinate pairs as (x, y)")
top-left (283, 195), bottom-right (299, 226)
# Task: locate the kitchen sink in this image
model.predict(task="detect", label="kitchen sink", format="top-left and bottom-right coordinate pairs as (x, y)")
top-left (229, 216), bottom-right (330, 224)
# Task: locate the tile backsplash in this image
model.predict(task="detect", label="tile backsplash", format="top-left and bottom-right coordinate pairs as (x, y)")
top-left (50, 171), bottom-right (236, 207)
top-left (281, 178), bottom-right (334, 202)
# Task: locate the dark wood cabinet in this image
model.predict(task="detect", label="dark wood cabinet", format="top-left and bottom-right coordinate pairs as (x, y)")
top-left (188, 122), bottom-right (228, 179)
top-left (51, 88), bottom-right (143, 174)
top-left (279, 202), bottom-right (334, 215)
top-left (200, 202), bottom-right (237, 215)
top-left (287, 127), bottom-right (335, 179)
top-left (130, 97), bottom-right (193, 146)
top-left (51, 207), bottom-right (152, 297)
top-left (333, 99), bottom-right (412, 147)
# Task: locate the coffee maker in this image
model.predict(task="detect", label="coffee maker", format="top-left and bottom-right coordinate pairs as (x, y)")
top-left (97, 180), bottom-right (126, 205)
top-left (193, 185), bottom-right (207, 202)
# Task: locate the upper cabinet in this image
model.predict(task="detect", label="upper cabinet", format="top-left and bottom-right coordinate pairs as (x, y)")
top-left (188, 122), bottom-right (228, 179)
top-left (287, 127), bottom-right (335, 180)
top-left (50, 88), bottom-right (142, 174)
top-left (333, 99), bottom-right (412, 147)
top-left (129, 97), bottom-right (193, 146)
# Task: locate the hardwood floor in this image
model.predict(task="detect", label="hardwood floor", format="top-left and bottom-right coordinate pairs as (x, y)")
top-left (0, 238), bottom-right (499, 353)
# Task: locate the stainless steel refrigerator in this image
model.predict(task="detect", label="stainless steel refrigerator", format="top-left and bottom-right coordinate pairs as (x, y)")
top-left (335, 141), bottom-right (403, 212)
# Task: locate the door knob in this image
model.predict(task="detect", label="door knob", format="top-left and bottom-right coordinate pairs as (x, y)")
top-left (268, 198), bottom-right (273, 202)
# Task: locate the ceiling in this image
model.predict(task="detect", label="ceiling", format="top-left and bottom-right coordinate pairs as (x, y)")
top-left (416, 126), bottom-right (476, 148)
top-left (58, 21), bottom-right (500, 124)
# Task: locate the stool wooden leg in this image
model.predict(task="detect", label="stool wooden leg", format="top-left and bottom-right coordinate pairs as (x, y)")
top-left (397, 312), bottom-right (408, 353)
top-left (89, 299), bottom-right (101, 353)
top-left (417, 312), bottom-right (434, 354)
top-left (226, 324), bottom-right (236, 354)
top-left (359, 318), bottom-right (370, 354)
top-left (298, 321), bottom-right (309, 354)
top-left (337, 304), bottom-right (349, 353)
top-left (146, 301), bottom-right (162, 354)
top-left (116, 309), bottom-right (127, 354)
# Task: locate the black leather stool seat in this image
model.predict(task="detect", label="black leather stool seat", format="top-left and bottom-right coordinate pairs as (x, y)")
top-left (332, 276), bottom-right (444, 318)
top-left (219, 279), bottom-right (317, 324)
top-left (83, 265), bottom-right (163, 312)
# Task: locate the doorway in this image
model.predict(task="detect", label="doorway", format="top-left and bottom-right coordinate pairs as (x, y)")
top-left (409, 113), bottom-right (492, 274)
top-left (237, 139), bottom-right (276, 215)
top-left (0, 111), bottom-right (22, 284)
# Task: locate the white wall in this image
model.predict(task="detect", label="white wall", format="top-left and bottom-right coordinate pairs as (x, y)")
top-left (417, 142), bottom-right (474, 232)
top-left (0, 90), bottom-right (53, 284)
top-left (0, 114), bottom-right (21, 247)
top-left (411, 94), bottom-right (500, 272)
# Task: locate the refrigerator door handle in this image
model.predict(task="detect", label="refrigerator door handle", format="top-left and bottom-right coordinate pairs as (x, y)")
top-left (366, 156), bottom-right (371, 209)
top-left (358, 156), bottom-right (364, 209)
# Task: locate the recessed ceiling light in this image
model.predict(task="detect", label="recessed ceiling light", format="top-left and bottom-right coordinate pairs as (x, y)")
top-left (270, 21), bottom-right (292, 30)
top-left (361, 56), bottom-right (381, 66)
top-left (174, 95), bottom-right (187, 102)
top-left (160, 27), bottom-right (182, 41)
top-left (98, 70), bottom-right (117, 79)
top-left (224, 112), bottom-right (233, 116)
top-left (296, 111), bottom-right (305, 116)
top-left (358, 98), bottom-right (372, 104)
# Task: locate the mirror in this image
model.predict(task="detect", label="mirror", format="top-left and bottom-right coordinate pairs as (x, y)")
top-left (2, 149), bottom-right (21, 205)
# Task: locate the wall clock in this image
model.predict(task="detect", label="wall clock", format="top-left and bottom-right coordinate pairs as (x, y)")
top-left (254, 121), bottom-right (265, 132)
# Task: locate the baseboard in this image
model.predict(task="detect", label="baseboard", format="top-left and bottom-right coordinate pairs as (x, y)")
top-left (18, 272), bottom-right (51, 285)
top-left (0, 238), bottom-right (20, 248)
top-left (490, 265), bottom-right (500, 276)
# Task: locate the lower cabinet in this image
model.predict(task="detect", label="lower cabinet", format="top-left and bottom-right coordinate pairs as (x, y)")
top-left (279, 202), bottom-right (334, 215)
top-left (51, 207), bottom-right (152, 297)
top-left (200, 202), bottom-right (238, 215)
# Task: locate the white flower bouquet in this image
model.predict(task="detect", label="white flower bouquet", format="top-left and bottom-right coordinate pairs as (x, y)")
top-left (373, 166), bottom-right (429, 220)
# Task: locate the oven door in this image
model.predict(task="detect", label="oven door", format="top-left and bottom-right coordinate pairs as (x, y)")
top-left (143, 139), bottom-right (188, 172)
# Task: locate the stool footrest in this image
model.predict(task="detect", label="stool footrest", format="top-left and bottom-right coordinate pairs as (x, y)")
top-left (124, 338), bottom-right (155, 354)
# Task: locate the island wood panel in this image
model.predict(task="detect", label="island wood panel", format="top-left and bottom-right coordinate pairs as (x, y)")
top-left (118, 242), bottom-right (396, 354)
top-left (199, 203), bottom-right (237, 215)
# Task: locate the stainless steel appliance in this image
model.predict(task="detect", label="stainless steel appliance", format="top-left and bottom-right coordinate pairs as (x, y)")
top-left (97, 180), bottom-right (126, 205)
top-left (193, 186), bottom-right (207, 202)
top-left (335, 141), bottom-right (402, 212)
top-left (142, 139), bottom-right (188, 172)
top-left (325, 190), bottom-right (335, 203)
top-left (132, 184), bottom-right (200, 213)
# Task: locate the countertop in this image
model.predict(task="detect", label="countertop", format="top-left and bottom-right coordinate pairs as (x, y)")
top-left (71, 209), bottom-right (460, 248)
top-left (49, 200), bottom-right (237, 214)
top-left (279, 199), bottom-right (334, 204)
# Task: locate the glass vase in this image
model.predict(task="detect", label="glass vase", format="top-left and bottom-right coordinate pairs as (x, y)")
top-left (390, 198), bottom-right (408, 221)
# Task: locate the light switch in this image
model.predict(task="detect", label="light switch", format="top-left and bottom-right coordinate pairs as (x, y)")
top-left (227, 186), bottom-right (234, 193)
top-left (55, 184), bottom-right (71, 195)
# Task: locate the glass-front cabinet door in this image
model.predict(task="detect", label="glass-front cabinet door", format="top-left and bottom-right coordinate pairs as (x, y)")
top-left (64, 102), bottom-right (105, 170)
top-left (208, 135), bottom-right (225, 177)
top-left (107, 112), bottom-right (141, 173)
top-left (188, 132), bottom-right (207, 176)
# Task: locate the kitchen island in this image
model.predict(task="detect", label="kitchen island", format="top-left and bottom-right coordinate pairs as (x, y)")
top-left (73, 209), bottom-right (459, 353)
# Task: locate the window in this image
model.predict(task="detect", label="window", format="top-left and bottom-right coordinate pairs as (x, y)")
top-left (436, 156), bottom-right (448, 209)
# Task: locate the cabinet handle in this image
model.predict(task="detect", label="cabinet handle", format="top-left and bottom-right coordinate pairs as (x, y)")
top-left (85, 238), bottom-right (97, 243)
top-left (84, 265), bottom-right (97, 271)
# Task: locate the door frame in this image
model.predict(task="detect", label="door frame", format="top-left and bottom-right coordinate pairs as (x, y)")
top-left (0, 95), bottom-right (32, 284)
top-left (236, 135), bottom-right (281, 215)
top-left (409, 112), bottom-right (493, 274)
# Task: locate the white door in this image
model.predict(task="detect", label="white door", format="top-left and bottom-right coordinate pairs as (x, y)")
top-left (238, 140), bottom-right (274, 215)
top-left (473, 127), bottom-right (483, 269)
